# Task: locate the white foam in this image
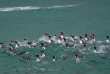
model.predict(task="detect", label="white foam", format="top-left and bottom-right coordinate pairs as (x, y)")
top-left (3, 35), bottom-right (110, 57)
top-left (74, 44), bottom-right (82, 48)
top-left (96, 41), bottom-right (105, 43)
top-left (39, 36), bottom-right (65, 44)
top-left (39, 36), bottom-right (49, 42)
top-left (92, 45), bottom-right (107, 53)
top-left (76, 58), bottom-right (80, 63)
top-left (18, 41), bottom-right (29, 47)
top-left (0, 4), bottom-right (83, 12)
top-left (0, 6), bottom-right (40, 11)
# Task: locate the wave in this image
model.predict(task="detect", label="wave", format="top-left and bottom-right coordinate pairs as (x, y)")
top-left (0, 3), bottom-right (82, 12)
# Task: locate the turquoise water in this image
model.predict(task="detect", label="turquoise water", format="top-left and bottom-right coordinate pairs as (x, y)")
top-left (0, 0), bottom-right (110, 74)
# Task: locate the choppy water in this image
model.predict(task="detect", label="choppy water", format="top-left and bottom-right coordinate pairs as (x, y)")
top-left (0, 0), bottom-right (110, 74)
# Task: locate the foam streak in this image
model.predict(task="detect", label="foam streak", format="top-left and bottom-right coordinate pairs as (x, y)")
top-left (0, 4), bottom-right (82, 12)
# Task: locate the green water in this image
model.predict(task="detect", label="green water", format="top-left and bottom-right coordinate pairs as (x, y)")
top-left (0, 0), bottom-right (110, 74)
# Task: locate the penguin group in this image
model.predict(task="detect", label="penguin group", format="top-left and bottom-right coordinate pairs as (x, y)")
top-left (0, 32), bottom-right (110, 62)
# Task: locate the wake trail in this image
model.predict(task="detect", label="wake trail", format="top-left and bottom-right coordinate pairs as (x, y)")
top-left (0, 3), bottom-right (84, 12)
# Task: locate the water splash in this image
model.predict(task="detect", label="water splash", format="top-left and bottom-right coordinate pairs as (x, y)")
top-left (1, 35), bottom-right (110, 64)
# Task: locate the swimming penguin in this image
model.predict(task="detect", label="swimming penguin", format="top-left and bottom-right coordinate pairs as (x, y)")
top-left (93, 46), bottom-right (97, 52)
top-left (41, 50), bottom-right (45, 58)
top-left (106, 35), bottom-right (110, 43)
top-left (60, 32), bottom-right (65, 38)
top-left (52, 56), bottom-right (55, 62)
top-left (74, 54), bottom-right (84, 59)
top-left (27, 41), bottom-right (36, 48)
top-left (70, 35), bottom-right (77, 41)
top-left (62, 38), bottom-right (67, 43)
top-left (44, 32), bottom-right (49, 36)
top-left (85, 34), bottom-right (89, 40)
top-left (16, 50), bottom-right (30, 56)
top-left (83, 44), bottom-right (86, 49)
top-left (8, 43), bottom-right (16, 51)
top-left (47, 35), bottom-right (54, 43)
top-left (22, 56), bottom-right (33, 61)
top-left (79, 36), bottom-right (84, 44)
top-left (64, 43), bottom-right (74, 48)
top-left (35, 54), bottom-right (40, 62)
top-left (40, 42), bottom-right (48, 49)
top-left (13, 40), bottom-right (19, 48)
top-left (90, 33), bottom-right (95, 41)
top-left (0, 42), bottom-right (5, 48)
top-left (57, 36), bottom-right (62, 43)
top-left (8, 48), bottom-right (16, 55)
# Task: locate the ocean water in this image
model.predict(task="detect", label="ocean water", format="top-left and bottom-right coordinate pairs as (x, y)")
top-left (0, 0), bottom-right (110, 74)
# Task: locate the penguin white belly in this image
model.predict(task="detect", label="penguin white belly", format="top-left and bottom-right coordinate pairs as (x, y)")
top-left (106, 39), bottom-right (110, 43)
top-left (36, 58), bottom-right (40, 62)
top-left (79, 40), bottom-right (83, 44)
top-left (15, 44), bottom-right (19, 48)
top-left (53, 59), bottom-right (55, 62)
top-left (42, 47), bottom-right (46, 49)
top-left (93, 38), bottom-right (95, 41)
top-left (48, 40), bottom-right (51, 43)
top-left (58, 40), bottom-right (61, 43)
top-left (94, 50), bottom-right (97, 53)
top-left (41, 54), bottom-right (45, 58)
top-left (85, 38), bottom-right (88, 40)
top-left (29, 45), bottom-right (31, 48)
top-left (72, 39), bottom-right (75, 41)
top-left (61, 35), bottom-right (64, 38)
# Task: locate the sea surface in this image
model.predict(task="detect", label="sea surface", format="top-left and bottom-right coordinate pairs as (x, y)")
top-left (0, 0), bottom-right (110, 74)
